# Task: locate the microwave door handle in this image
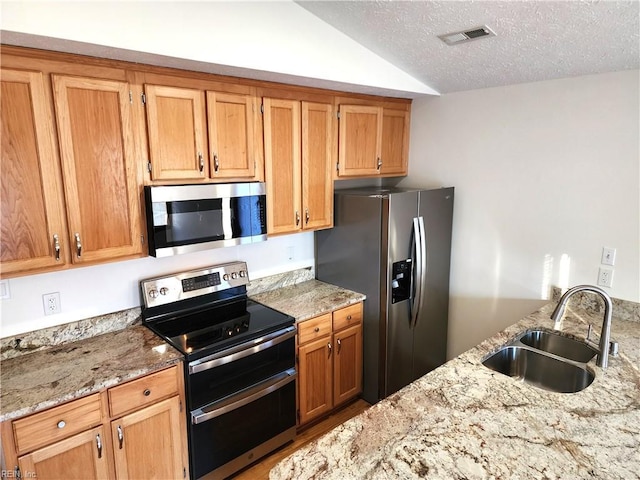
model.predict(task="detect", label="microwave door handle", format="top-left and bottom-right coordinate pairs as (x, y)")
top-left (410, 217), bottom-right (422, 329)
top-left (191, 369), bottom-right (296, 424)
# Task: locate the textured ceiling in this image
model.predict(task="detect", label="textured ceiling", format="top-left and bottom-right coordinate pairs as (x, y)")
top-left (296, 0), bottom-right (640, 94)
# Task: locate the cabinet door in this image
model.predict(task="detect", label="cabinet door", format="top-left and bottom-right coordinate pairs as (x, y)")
top-left (145, 84), bottom-right (207, 180)
top-left (380, 108), bottom-right (409, 176)
top-left (1, 69), bottom-right (68, 276)
top-left (301, 102), bottom-right (333, 231)
top-left (18, 426), bottom-right (109, 480)
top-left (337, 104), bottom-right (382, 177)
top-left (111, 396), bottom-right (186, 480)
top-left (333, 323), bottom-right (363, 407)
top-left (207, 91), bottom-right (257, 179)
top-left (263, 98), bottom-right (301, 235)
top-left (298, 336), bottom-right (333, 425)
top-left (52, 75), bottom-right (143, 264)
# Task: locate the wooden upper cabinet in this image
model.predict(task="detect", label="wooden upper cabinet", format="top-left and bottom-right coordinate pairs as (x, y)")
top-left (302, 102), bottom-right (333, 230)
top-left (381, 108), bottom-right (410, 176)
top-left (263, 98), bottom-right (301, 235)
top-left (144, 84), bottom-right (207, 180)
top-left (263, 97), bottom-right (333, 235)
top-left (207, 91), bottom-right (258, 179)
top-left (338, 104), bottom-right (383, 177)
top-left (1, 69), bottom-right (69, 277)
top-left (52, 75), bottom-right (143, 264)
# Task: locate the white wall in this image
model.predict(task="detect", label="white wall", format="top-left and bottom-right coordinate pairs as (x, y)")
top-left (401, 70), bottom-right (640, 358)
top-left (0, 0), bottom-right (436, 96)
top-left (0, 233), bottom-right (314, 338)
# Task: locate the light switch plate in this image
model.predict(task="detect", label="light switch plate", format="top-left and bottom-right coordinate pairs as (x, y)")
top-left (601, 247), bottom-right (616, 266)
top-left (0, 280), bottom-right (10, 299)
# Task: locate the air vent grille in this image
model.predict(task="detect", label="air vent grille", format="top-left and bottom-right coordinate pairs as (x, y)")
top-left (438, 25), bottom-right (496, 46)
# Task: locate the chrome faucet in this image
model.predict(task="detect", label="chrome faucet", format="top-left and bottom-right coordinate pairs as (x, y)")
top-left (550, 285), bottom-right (613, 369)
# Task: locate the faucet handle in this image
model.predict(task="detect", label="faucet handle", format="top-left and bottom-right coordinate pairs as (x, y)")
top-left (587, 324), bottom-right (594, 342)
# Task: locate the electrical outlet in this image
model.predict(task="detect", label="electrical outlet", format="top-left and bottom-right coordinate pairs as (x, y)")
top-left (597, 268), bottom-right (614, 288)
top-left (43, 292), bottom-right (61, 315)
top-left (601, 247), bottom-right (616, 266)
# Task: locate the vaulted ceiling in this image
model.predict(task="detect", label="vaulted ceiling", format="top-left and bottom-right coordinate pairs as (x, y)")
top-left (296, 0), bottom-right (640, 93)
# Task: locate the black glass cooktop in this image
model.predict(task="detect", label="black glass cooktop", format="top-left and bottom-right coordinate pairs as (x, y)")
top-left (144, 297), bottom-right (294, 360)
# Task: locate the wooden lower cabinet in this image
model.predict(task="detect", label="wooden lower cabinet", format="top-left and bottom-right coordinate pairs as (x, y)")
top-left (297, 303), bottom-right (363, 426)
top-left (18, 426), bottom-right (109, 480)
top-left (111, 396), bottom-right (185, 479)
top-left (3, 365), bottom-right (188, 480)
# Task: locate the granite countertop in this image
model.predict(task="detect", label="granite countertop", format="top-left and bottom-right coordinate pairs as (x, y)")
top-left (0, 325), bottom-right (182, 422)
top-left (270, 299), bottom-right (640, 479)
top-left (251, 279), bottom-right (366, 322)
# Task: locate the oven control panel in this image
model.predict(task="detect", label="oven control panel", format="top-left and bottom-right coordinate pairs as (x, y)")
top-left (141, 261), bottom-right (250, 308)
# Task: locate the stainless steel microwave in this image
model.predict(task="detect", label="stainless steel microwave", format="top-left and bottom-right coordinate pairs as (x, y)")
top-left (144, 183), bottom-right (267, 257)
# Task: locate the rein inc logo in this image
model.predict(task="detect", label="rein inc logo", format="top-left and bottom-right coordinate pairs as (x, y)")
top-left (1, 470), bottom-right (36, 478)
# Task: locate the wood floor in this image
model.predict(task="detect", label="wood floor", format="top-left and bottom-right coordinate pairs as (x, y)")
top-left (231, 399), bottom-right (371, 480)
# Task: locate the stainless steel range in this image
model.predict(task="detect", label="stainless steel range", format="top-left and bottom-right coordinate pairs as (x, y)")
top-left (140, 262), bottom-right (296, 480)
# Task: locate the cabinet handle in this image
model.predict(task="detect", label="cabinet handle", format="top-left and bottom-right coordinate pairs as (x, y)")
top-left (337, 338), bottom-right (342, 354)
top-left (305, 209), bottom-right (310, 225)
top-left (327, 342), bottom-right (332, 357)
top-left (117, 425), bottom-right (124, 449)
top-left (295, 211), bottom-right (300, 226)
top-left (377, 157), bottom-right (383, 170)
top-left (57, 420), bottom-right (66, 429)
top-left (96, 434), bottom-right (102, 458)
top-left (74, 233), bottom-right (82, 258)
top-left (213, 154), bottom-right (219, 173)
top-left (143, 388), bottom-right (151, 396)
top-left (53, 234), bottom-right (61, 261)
top-left (198, 152), bottom-right (204, 172)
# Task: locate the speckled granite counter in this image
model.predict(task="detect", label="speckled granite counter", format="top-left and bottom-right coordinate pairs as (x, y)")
top-left (270, 298), bottom-right (640, 479)
top-left (251, 280), bottom-right (366, 322)
top-left (0, 325), bottom-right (182, 422)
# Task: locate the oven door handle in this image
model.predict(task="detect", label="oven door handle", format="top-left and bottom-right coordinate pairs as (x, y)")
top-left (191, 368), bottom-right (297, 425)
top-left (188, 325), bottom-right (296, 375)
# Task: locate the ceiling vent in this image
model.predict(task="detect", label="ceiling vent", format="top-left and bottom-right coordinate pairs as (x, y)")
top-left (438, 25), bottom-right (496, 46)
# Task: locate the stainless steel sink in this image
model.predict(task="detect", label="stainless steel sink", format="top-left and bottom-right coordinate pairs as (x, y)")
top-left (482, 346), bottom-right (595, 393)
top-left (518, 330), bottom-right (597, 363)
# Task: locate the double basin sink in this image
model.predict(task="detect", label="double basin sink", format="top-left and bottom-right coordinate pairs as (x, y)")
top-left (482, 329), bottom-right (598, 393)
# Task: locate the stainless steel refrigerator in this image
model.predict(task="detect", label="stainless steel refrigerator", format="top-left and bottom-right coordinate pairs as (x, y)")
top-left (316, 186), bottom-right (454, 403)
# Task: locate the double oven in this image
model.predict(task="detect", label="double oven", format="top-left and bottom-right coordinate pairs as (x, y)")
top-left (141, 262), bottom-right (296, 480)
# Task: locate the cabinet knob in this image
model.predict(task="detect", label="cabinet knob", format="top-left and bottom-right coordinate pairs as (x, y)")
top-left (314, 327), bottom-right (320, 333)
top-left (57, 420), bottom-right (66, 429)
top-left (143, 389), bottom-right (151, 397)
top-left (347, 315), bottom-right (352, 321)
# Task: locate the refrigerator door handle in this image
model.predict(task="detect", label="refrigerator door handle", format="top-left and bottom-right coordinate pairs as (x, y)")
top-left (415, 216), bottom-right (427, 328)
top-left (411, 217), bottom-right (423, 328)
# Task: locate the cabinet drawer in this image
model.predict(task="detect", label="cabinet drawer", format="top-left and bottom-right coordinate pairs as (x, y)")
top-left (108, 366), bottom-right (179, 418)
top-left (333, 303), bottom-right (363, 332)
top-left (298, 313), bottom-right (332, 345)
top-left (13, 393), bottom-right (102, 454)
